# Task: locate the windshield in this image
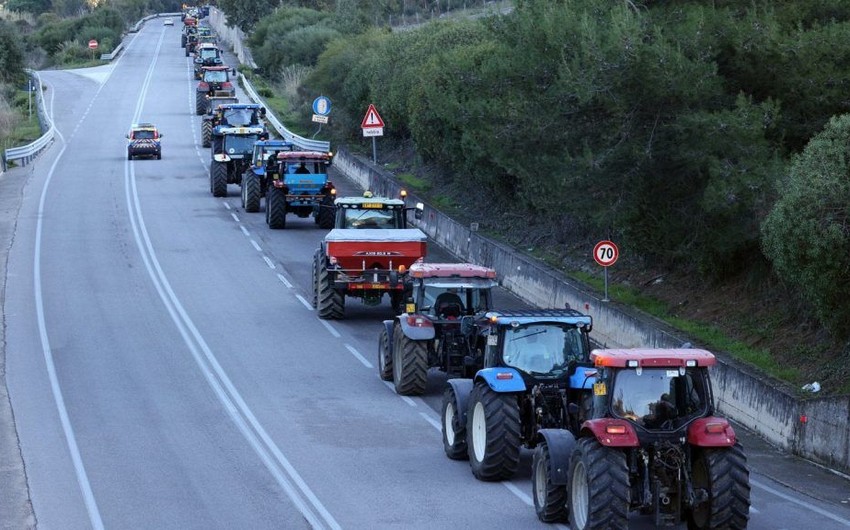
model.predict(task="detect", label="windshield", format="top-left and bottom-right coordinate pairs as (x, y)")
top-left (204, 71), bottom-right (227, 83)
top-left (342, 208), bottom-right (400, 229)
top-left (223, 108), bottom-right (257, 127)
top-left (501, 323), bottom-right (588, 376)
top-left (132, 130), bottom-right (155, 140)
top-left (611, 368), bottom-right (708, 430)
top-left (422, 283), bottom-right (491, 316)
top-left (223, 134), bottom-right (260, 155)
top-left (200, 49), bottom-right (218, 60)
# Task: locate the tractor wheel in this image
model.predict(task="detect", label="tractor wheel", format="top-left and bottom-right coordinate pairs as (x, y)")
top-left (466, 381), bottom-right (521, 481)
top-left (687, 443), bottom-right (750, 530)
top-left (533, 441), bottom-right (569, 523)
top-left (156, 153), bottom-right (161, 160)
top-left (127, 152), bottom-right (132, 161)
top-left (441, 385), bottom-right (468, 460)
top-left (568, 437), bottom-right (629, 530)
top-left (316, 257), bottom-right (344, 320)
top-left (195, 91), bottom-right (206, 115)
top-left (201, 121), bottom-right (212, 147)
top-left (392, 334), bottom-right (428, 396)
top-left (266, 186), bottom-right (287, 229)
top-left (377, 327), bottom-right (393, 381)
top-left (312, 248), bottom-right (321, 309)
top-left (181, 35), bottom-right (186, 48)
top-left (210, 161), bottom-right (227, 197)
top-left (317, 194), bottom-right (335, 229)
top-left (185, 46), bottom-right (189, 57)
top-left (242, 173), bottom-right (261, 213)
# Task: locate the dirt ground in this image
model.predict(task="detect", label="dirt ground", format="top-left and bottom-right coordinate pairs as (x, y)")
top-left (367, 139), bottom-right (850, 395)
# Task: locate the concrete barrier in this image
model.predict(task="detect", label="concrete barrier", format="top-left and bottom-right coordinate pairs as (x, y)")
top-left (207, 7), bottom-right (257, 68)
top-left (332, 146), bottom-right (850, 474)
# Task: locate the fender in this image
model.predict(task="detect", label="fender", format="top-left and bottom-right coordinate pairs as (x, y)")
top-left (381, 319), bottom-right (395, 358)
top-left (398, 314), bottom-right (435, 341)
top-left (580, 418), bottom-right (640, 447)
top-left (687, 417), bottom-right (737, 447)
top-left (536, 429), bottom-right (576, 485)
top-left (446, 378), bottom-right (474, 427)
top-left (475, 367), bottom-right (526, 393)
top-left (569, 365), bottom-right (597, 390)
top-left (197, 82), bottom-right (209, 91)
top-left (213, 153), bottom-right (231, 163)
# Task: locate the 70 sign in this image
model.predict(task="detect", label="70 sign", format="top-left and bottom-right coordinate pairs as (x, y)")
top-left (593, 240), bottom-right (619, 267)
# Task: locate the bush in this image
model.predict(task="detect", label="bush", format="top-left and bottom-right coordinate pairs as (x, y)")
top-left (761, 114), bottom-right (850, 338)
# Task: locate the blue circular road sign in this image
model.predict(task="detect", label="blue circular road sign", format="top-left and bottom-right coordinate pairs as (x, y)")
top-left (313, 96), bottom-right (332, 116)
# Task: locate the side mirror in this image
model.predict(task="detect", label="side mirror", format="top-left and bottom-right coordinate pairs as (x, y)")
top-left (231, 68), bottom-right (236, 75)
top-left (125, 134), bottom-right (129, 139)
top-left (414, 202), bottom-right (424, 220)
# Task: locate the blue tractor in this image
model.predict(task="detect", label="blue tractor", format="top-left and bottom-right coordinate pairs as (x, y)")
top-left (259, 150), bottom-right (336, 229)
top-left (209, 104), bottom-right (268, 197)
top-left (240, 139), bottom-right (294, 212)
top-left (440, 309), bottom-right (595, 481)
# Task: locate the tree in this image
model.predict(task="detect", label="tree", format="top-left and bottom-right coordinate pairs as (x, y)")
top-left (6, 0), bottom-right (52, 15)
top-left (761, 114), bottom-right (850, 338)
top-left (0, 21), bottom-right (25, 84)
top-left (217, 0), bottom-right (279, 33)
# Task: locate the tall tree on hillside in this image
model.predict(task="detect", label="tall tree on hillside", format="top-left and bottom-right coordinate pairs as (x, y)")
top-left (6, 0), bottom-right (52, 15)
top-left (217, 0), bottom-right (279, 33)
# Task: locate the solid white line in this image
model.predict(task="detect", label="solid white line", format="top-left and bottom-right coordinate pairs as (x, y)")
top-left (502, 482), bottom-right (533, 507)
top-left (277, 274), bottom-right (292, 289)
top-left (319, 319), bottom-right (340, 338)
top-left (751, 478), bottom-right (850, 526)
top-left (344, 344), bottom-right (373, 368)
top-left (262, 256), bottom-right (275, 269)
top-left (240, 225), bottom-right (250, 237)
top-left (230, 212), bottom-right (239, 222)
top-left (295, 294), bottom-right (313, 311)
top-left (400, 395), bottom-right (417, 407)
top-left (419, 412), bottom-right (441, 431)
top-left (250, 239), bottom-right (262, 252)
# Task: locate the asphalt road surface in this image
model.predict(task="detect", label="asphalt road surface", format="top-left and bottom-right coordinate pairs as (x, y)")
top-left (1, 18), bottom-right (849, 530)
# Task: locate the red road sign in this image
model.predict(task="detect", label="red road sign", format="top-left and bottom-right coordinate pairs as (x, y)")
top-left (593, 240), bottom-right (619, 267)
top-left (88, 39), bottom-right (99, 49)
top-left (361, 104), bottom-right (385, 128)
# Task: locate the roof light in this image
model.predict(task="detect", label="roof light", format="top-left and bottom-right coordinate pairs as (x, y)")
top-left (330, 188), bottom-right (337, 195)
top-left (686, 360), bottom-right (697, 367)
top-left (489, 315), bottom-right (498, 323)
top-left (363, 191), bottom-right (373, 198)
top-left (398, 264), bottom-right (406, 274)
top-left (627, 360), bottom-right (639, 368)
top-left (495, 372), bottom-right (513, 380)
top-left (400, 189), bottom-right (408, 198)
top-left (606, 425), bottom-right (627, 435)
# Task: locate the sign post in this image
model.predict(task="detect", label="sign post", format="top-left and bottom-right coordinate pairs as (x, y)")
top-left (360, 104), bottom-right (385, 164)
top-left (88, 39), bottom-right (98, 61)
top-left (592, 240), bottom-right (619, 302)
top-left (312, 95), bottom-right (331, 138)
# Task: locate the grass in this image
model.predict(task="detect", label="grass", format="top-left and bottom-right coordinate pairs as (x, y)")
top-left (5, 88), bottom-right (43, 146)
top-left (571, 270), bottom-right (802, 383)
top-left (396, 172), bottom-right (431, 192)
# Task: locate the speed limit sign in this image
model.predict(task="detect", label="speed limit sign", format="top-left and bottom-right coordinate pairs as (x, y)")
top-left (593, 240), bottom-right (619, 267)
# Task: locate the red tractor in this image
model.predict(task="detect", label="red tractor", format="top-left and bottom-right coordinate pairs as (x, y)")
top-left (532, 348), bottom-right (750, 529)
top-left (312, 192), bottom-right (425, 319)
top-left (196, 65), bottom-right (236, 115)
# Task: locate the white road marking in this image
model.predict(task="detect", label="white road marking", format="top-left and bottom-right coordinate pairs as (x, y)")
top-left (230, 213), bottom-right (239, 222)
top-left (344, 344), bottom-right (373, 368)
top-left (752, 478), bottom-right (850, 526)
top-left (277, 274), bottom-right (292, 289)
top-left (295, 294), bottom-right (313, 311)
top-left (502, 482), bottom-right (533, 507)
top-left (419, 412), bottom-right (441, 431)
top-left (250, 239), bottom-right (262, 252)
top-left (319, 319), bottom-right (340, 338)
top-left (400, 395), bottom-right (417, 407)
top-left (222, 201), bottom-right (231, 210)
top-left (240, 225), bottom-right (250, 237)
top-left (262, 256), bottom-right (275, 269)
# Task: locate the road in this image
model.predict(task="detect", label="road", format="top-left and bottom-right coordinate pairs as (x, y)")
top-left (0, 18), bottom-right (848, 530)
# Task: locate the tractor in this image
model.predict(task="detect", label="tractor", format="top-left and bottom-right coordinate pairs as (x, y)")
top-left (377, 262), bottom-right (499, 395)
top-left (181, 22), bottom-right (196, 48)
top-left (196, 65), bottom-right (236, 115)
top-left (185, 25), bottom-right (211, 57)
top-left (209, 118), bottom-right (268, 197)
top-left (257, 150), bottom-right (337, 229)
top-left (193, 42), bottom-right (222, 79)
top-left (200, 97), bottom-right (241, 147)
top-left (440, 309), bottom-right (595, 475)
top-left (239, 139), bottom-right (299, 214)
top-left (531, 348), bottom-right (750, 529)
top-left (312, 192), bottom-right (425, 319)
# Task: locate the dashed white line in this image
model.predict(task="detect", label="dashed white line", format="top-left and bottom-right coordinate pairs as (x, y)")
top-left (240, 225), bottom-right (250, 237)
top-left (295, 294), bottom-right (313, 311)
top-left (277, 274), bottom-right (292, 288)
top-left (400, 395), bottom-right (417, 407)
top-left (319, 319), bottom-right (340, 338)
top-left (344, 344), bottom-right (373, 368)
top-left (262, 256), bottom-right (275, 269)
top-left (250, 239), bottom-right (262, 252)
top-left (503, 482), bottom-right (533, 507)
top-left (231, 213), bottom-right (240, 222)
top-left (223, 202), bottom-right (231, 210)
top-left (419, 412), bottom-right (441, 431)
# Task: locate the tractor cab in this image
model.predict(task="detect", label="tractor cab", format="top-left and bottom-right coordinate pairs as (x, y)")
top-left (406, 263), bottom-right (497, 320)
top-left (334, 191), bottom-right (423, 230)
top-left (250, 140), bottom-right (294, 175)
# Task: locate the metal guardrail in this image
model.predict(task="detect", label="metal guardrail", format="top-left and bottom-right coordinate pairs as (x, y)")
top-left (238, 73), bottom-right (331, 152)
top-left (3, 71), bottom-right (54, 168)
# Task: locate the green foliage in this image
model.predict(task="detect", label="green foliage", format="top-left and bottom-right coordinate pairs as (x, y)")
top-left (761, 114), bottom-right (850, 339)
top-left (250, 8), bottom-right (338, 72)
top-left (6, 0), bottom-right (51, 16)
top-left (217, 0), bottom-right (279, 33)
top-left (34, 7), bottom-right (124, 59)
top-left (0, 21), bottom-right (26, 84)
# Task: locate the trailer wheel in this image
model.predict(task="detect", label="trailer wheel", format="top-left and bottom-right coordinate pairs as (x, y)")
top-left (201, 121), bottom-right (212, 147)
top-left (441, 385), bottom-right (468, 460)
top-left (687, 443), bottom-right (750, 530)
top-left (466, 381), bottom-right (520, 481)
top-left (569, 437), bottom-right (629, 530)
top-left (533, 441), bottom-right (569, 523)
top-left (316, 259), bottom-right (344, 320)
top-left (317, 194), bottom-right (335, 229)
top-left (266, 186), bottom-right (287, 229)
top-left (242, 173), bottom-right (261, 213)
top-left (392, 334), bottom-right (427, 396)
top-left (210, 161), bottom-right (227, 197)
top-left (377, 327), bottom-right (393, 381)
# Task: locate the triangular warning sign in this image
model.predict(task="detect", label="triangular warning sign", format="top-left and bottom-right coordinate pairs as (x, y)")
top-left (361, 104), bottom-right (385, 128)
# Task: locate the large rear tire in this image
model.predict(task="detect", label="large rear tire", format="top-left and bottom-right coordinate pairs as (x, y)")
top-left (181, 34), bottom-right (186, 48)
top-left (466, 382), bottom-right (520, 481)
top-left (201, 120), bottom-right (212, 147)
top-left (377, 327), bottom-right (393, 381)
top-left (242, 172), bottom-right (261, 213)
top-left (533, 441), bottom-right (569, 523)
top-left (266, 186), bottom-right (287, 229)
top-left (195, 91), bottom-right (206, 115)
top-left (210, 161), bottom-right (227, 197)
top-left (315, 255), bottom-right (344, 319)
top-left (317, 194), bottom-right (335, 229)
top-left (441, 385), bottom-right (468, 460)
top-left (687, 443), bottom-right (750, 530)
top-left (568, 437), bottom-right (629, 530)
top-left (392, 334), bottom-right (428, 396)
